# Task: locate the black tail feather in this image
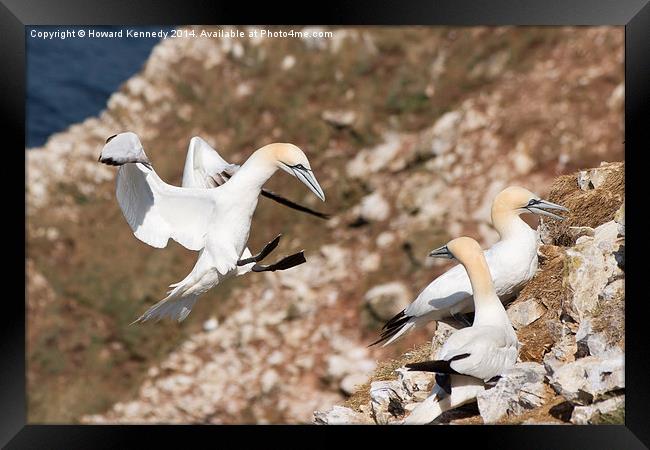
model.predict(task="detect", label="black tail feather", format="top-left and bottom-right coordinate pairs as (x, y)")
top-left (382, 309), bottom-right (406, 331)
top-left (405, 353), bottom-right (470, 374)
top-left (368, 310), bottom-right (411, 347)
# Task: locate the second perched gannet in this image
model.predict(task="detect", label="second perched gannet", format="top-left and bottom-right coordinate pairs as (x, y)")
top-left (372, 186), bottom-right (568, 346)
top-left (99, 132), bottom-right (325, 323)
top-left (403, 237), bottom-right (519, 424)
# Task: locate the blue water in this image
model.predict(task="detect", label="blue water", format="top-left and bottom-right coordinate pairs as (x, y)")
top-left (26, 26), bottom-right (172, 148)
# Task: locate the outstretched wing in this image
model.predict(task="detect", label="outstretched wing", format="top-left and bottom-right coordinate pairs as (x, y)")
top-left (182, 136), bottom-right (239, 188)
top-left (100, 133), bottom-right (218, 251)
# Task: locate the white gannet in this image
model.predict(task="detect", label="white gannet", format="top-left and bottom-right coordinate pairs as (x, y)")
top-left (178, 135), bottom-right (327, 276)
top-left (372, 186), bottom-right (568, 346)
top-left (403, 237), bottom-right (519, 424)
top-left (99, 132), bottom-right (325, 323)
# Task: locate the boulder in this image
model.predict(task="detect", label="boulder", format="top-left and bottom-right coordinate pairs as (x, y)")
top-left (543, 332), bottom-right (578, 374)
top-left (506, 299), bottom-right (546, 330)
top-left (577, 163), bottom-right (620, 191)
top-left (321, 110), bottom-right (356, 128)
top-left (364, 282), bottom-right (412, 321)
top-left (313, 405), bottom-right (371, 424)
top-left (571, 395), bottom-right (625, 424)
top-left (564, 221), bottom-right (623, 321)
top-left (429, 111), bottom-right (462, 156)
top-left (574, 317), bottom-right (620, 359)
top-left (357, 192), bottom-right (391, 222)
top-left (369, 380), bottom-right (407, 424)
top-left (548, 351), bottom-right (624, 405)
top-left (476, 362), bottom-right (549, 423)
top-left (397, 368), bottom-right (436, 402)
top-left (614, 202), bottom-right (625, 236)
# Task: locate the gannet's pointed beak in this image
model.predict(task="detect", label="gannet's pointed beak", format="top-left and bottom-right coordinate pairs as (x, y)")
top-left (428, 244), bottom-right (454, 259)
top-left (527, 199), bottom-right (569, 221)
top-left (293, 167), bottom-right (325, 202)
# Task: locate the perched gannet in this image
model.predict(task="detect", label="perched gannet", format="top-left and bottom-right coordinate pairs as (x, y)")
top-left (403, 237), bottom-right (519, 424)
top-left (99, 132), bottom-right (325, 323)
top-left (372, 186), bottom-right (568, 346)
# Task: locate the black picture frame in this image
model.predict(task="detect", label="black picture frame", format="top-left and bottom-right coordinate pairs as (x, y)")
top-left (4, 0), bottom-right (648, 447)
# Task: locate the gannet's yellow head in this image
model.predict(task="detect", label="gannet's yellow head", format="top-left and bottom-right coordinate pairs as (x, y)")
top-left (492, 186), bottom-right (569, 222)
top-left (428, 236), bottom-right (482, 262)
top-left (261, 143), bottom-right (325, 201)
top-left (429, 236), bottom-right (497, 299)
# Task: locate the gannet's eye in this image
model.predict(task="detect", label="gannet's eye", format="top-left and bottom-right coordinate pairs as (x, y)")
top-left (106, 134), bottom-right (118, 143)
top-left (527, 199), bottom-right (540, 207)
top-left (292, 164), bottom-right (309, 171)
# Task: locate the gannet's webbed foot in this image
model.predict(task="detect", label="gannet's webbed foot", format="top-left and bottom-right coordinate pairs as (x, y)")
top-left (252, 251), bottom-right (306, 272)
top-left (237, 234), bottom-right (282, 266)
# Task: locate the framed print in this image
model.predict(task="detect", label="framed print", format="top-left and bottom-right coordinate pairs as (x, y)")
top-left (3, 0), bottom-right (648, 447)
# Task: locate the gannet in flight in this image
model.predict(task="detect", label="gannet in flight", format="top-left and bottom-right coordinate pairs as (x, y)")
top-left (178, 135), bottom-right (326, 277)
top-left (372, 186), bottom-right (568, 346)
top-left (99, 132), bottom-right (325, 323)
top-left (403, 237), bottom-right (519, 424)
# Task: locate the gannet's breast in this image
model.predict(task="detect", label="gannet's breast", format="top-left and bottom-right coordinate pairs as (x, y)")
top-left (485, 229), bottom-right (539, 297)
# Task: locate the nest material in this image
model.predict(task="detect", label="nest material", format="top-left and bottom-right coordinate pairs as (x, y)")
top-left (544, 162), bottom-right (624, 247)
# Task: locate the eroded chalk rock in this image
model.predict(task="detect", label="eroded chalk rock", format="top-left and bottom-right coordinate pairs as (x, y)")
top-left (548, 351), bottom-right (624, 405)
top-left (507, 299), bottom-right (546, 330)
top-left (476, 362), bottom-right (549, 424)
top-left (370, 380), bottom-right (407, 424)
top-left (313, 405), bottom-right (372, 425)
top-left (571, 395), bottom-right (625, 424)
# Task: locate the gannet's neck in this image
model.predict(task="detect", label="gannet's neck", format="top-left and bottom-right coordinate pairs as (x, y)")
top-left (225, 147), bottom-right (278, 194)
top-left (462, 251), bottom-right (506, 326)
top-left (463, 251), bottom-right (497, 303)
top-left (491, 209), bottom-right (534, 241)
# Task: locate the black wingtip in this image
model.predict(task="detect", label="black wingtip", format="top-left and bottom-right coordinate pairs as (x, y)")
top-left (99, 156), bottom-right (122, 166)
top-left (261, 189), bottom-right (331, 220)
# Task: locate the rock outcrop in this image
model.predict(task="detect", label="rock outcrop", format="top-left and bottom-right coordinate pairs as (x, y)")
top-left (315, 162), bottom-right (624, 425)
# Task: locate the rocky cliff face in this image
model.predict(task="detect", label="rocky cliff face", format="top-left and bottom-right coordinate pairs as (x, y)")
top-left (315, 162), bottom-right (624, 425)
top-left (26, 26), bottom-right (623, 423)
